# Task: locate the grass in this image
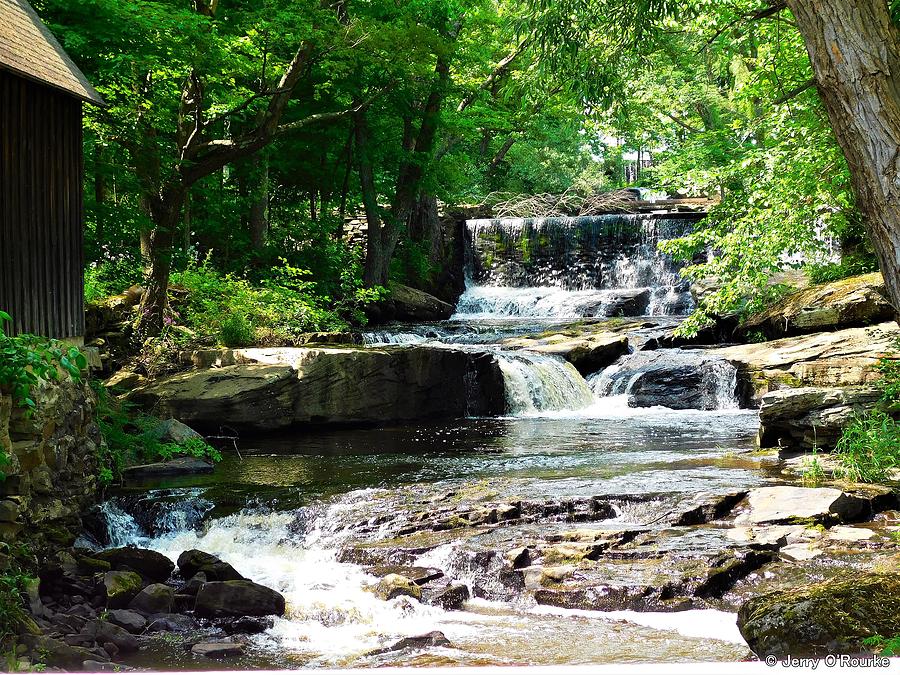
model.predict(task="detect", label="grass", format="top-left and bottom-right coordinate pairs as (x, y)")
top-left (799, 449), bottom-right (827, 487)
top-left (833, 411), bottom-right (900, 483)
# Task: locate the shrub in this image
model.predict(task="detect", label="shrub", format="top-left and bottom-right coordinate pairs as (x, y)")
top-left (805, 254), bottom-right (878, 285)
top-left (84, 256), bottom-right (144, 303)
top-left (219, 314), bottom-right (255, 348)
top-left (833, 411), bottom-right (900, 483)
top-left (92, 383), bottom-right (221, 485)
top-left (0, 552), bottom-right (32, 644)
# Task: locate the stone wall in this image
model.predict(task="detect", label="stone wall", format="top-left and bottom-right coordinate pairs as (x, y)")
top-left (0, 378), bottom-right (102, 556)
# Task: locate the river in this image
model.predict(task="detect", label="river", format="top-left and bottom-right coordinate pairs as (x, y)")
top-left (95, 214), bottom-right (773, 668)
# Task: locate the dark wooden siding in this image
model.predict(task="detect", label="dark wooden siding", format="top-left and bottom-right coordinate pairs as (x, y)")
top-left (0, 68), bottom-right (84, 339)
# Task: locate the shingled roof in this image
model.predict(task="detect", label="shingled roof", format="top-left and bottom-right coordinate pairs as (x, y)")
top-left (0, 0), bottom-right (102, 104)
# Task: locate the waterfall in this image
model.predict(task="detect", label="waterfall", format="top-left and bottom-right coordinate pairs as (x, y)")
top-left (457, 214), bottom-right (698, 319)
top-left (497, 352), bottom-right (595, 414)
top-left (92, 490), bottom-right (215, 546)
top-left (588, 349), bottom-right (739, 411)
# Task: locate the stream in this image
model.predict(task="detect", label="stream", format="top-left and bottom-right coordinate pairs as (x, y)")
top-left (95, 214), bottom-right (773, 668)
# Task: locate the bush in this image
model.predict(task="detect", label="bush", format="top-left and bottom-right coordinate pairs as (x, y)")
top-left (170, 256), bottom-right (352, 346)
top-left (0, 552), bottom-right (32, 644)
top-left (805, 254), bottom-right (878, 285)
top-left (84, 256), bottom-right (144, 303)
top-left (92, 383), bottom-right (221, 485)
top-left (833, 411), bottom-right (900, 483)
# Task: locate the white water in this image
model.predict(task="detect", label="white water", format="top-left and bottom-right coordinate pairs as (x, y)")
top-left (102, 490), bottom-right (750, 666)
top-left (497, 352), bottom-right (595, 414)
top-left (453, 286), bottom-right (650, 320)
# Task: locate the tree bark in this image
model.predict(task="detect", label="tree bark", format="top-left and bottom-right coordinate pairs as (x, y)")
top-left (786, 0), bottom-right (900, 318)
top-left (249, 155), bottom-right (269, 250)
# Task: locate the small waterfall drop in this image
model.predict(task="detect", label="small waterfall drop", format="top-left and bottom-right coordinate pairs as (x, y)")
top-left (589, 350), bottom-right (739, 411)
top-left (457, 214), bottom-right (698, 319)
top-left (497, 352), bottom-right (595, 414)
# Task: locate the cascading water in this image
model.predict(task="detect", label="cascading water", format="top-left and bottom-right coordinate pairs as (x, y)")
top-left (456, 214), bottom-right (699, 319)
top-left (497, 352), bottom-right (595, 414)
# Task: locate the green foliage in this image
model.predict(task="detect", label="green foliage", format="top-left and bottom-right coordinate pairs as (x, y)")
top-left (171, 257), bottom-right (356, 345)
top-left (806, 254), bottom-right (879, 285)
top-left (0, 551), bottom-right (33, 645)
top-left (0, 312), bottom-right (88, 411)
top-left (863, 635), bottom-right (900, 657)
top-left (84, 256), bottom-right (145, 303)
top-left (833, 411), bottom-right (900, 484)
top-left (799, 450), bottom-right (826, 487)
top-left (91, 382), bottom-right (221, 485)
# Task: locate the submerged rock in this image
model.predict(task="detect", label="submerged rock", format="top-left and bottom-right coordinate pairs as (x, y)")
top-left (191, 641), bottom-right (246, 659)
top-left (105, 609), bottom-right (147, 634)
top-left (388, 631), bottom-right (453, 652)
top-left (123, 456), bottom-right (214, 479)
top-left (738, 573), bottom-right (900, 658)
top-left (371, 574), bottom-right (422, 601)
top-left (194, 580), bottom-right (286, 618)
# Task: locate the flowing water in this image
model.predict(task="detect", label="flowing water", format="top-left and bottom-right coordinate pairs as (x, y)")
top-left (97, 213), bottom-right (773, 668)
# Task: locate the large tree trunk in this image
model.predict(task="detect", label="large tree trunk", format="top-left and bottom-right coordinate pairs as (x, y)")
top-left (249, 155), bottom-right (269, 250)
top-left (137, 186), bottom-right (186, 334)
top-left (786, 0), bottom-right (900, 318)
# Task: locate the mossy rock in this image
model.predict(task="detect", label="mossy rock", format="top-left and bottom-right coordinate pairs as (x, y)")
top-left (103, 570), bottom-right (145, 609)
top-left (738, 573), bottom-right (900, 658)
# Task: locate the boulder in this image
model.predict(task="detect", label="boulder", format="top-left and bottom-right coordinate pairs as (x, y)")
top-left (191, 641), bottom-right (246, 659)
top-left (122, 456), bottom-right (214, 479)
top-left (102, 571), bottom-right (145, 609)
top-left (737, 573), bottom-right (900, 658)
top-left (734, 487), bottom-right (871, 525)
top-left (603, 288), bottom-right (652, 316)
top-left (424, 582), bottom-right (470, 611)
top-left (589, 349), bottom-right (738, 410)
top-left (371, 574), bottom-right (422, 601)
top-left (144, 613), bottom-right (199, 633)
top-left (129, 583), bottom-right (175, 615)
top-left (105, 609), bottom-right (147, 634)
top-left (177, 571), bottom-right (207, 596)
top-left (739, 273), bottom-right (893, 340)
top-left (129, 365), bottom-right (299, 431)
top-left (376, 283), bottom-right (455, 322)
top-left (757, 386), bottom-right (884, 451)
top-left (130, 347), bottom-right (506, 431)
top-left (713, 323), bottom-right (900, 405)
top-left (96, 547), bottom-right (175, 582)
top-left (151, 418), bottom-right (203, 444)
top-left (86, 619), bottom-right (139, 654)
top-left (177, 550), bottom-right (244, 582)
top-left (507, 334), bottom-right (629, 376)
top-left (194, 580), bottom-right (286, 618)
top-left (22, 636), bottom-right (100, 669)
top-left (388, 631), bottom-right (452, 652)
top-left (104, 369), bottom-right (147, 391)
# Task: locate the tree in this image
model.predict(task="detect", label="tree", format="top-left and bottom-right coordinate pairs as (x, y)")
top-left (786, 0), bottom-right (900, 319)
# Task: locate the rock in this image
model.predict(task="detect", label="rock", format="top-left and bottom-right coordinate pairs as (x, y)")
top-left (368, 565), bottom-right (443, 586)
top-left (603, 288), bottom-right (652, 316)
top-left (505, 547), bottom-right (532, 569)
top-left (129, 583), bottom-right (175, 615)
top-left (177, 571), bottom-right (207, 596)
top-left (739, 273), bottom-right (893, 340)
top-left (82, 660), bottom-right (128, 672)
top-left (757, 386), bottom-right (884, 451)
top-left (779, 543), bottom-right (824, 561)
top-left (191, 641), bottom-right (246, 659)
top-left (145, 613), bottom-right (199, 633)
top-left (130, 347), bottom-right (507, 431)
top-left (377, 283), bottom-right (455, 322)
top-left (129, 365), bottom-right (298, 431)
top-left (177, 550), bottom-right (244, 582)
top-left (22, 636), bottom-right (100, 669)
top-left (512, 335), bottom-right (630, 376)
top-left (737, 573), bottom-right (900, 658)
top-left (735, 487), bottom-right (871, 525)
top-left (826, 525), bottom-right (876, 542)
top-left (591, 349), bottom-right (739, 410)
top-left (151, 418), bottom-right (203, 444)
top-left (105, 609), bottom-right (147, 634)
top-left (87, 619), bottom-right (139, 654)
top-left (673, 491), bottom-right (748, 526)
top-left (218, 616), bottom-right (273, 635)
top-left (425, 582), bottom-right (470, 611)
top-left (372, 574), bottom-right (422, 601)
top-left (103, 369), bottom-right (147, 391)
top-left (96, 547), bottom-right (175, 582)
top-left (101, 571), bottom-right (145, 609)
top-left (194, 580), bottom-right (286, 618)
top-left (388, 631), bottom-right (452, 652)
top-left (713, 323), bottom-right (900, 405)
top-left (122, 456), bottom-right (214, 478)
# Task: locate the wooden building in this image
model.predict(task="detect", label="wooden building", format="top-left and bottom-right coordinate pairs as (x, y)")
top-left (0, 0), bottom-right (102, 339)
